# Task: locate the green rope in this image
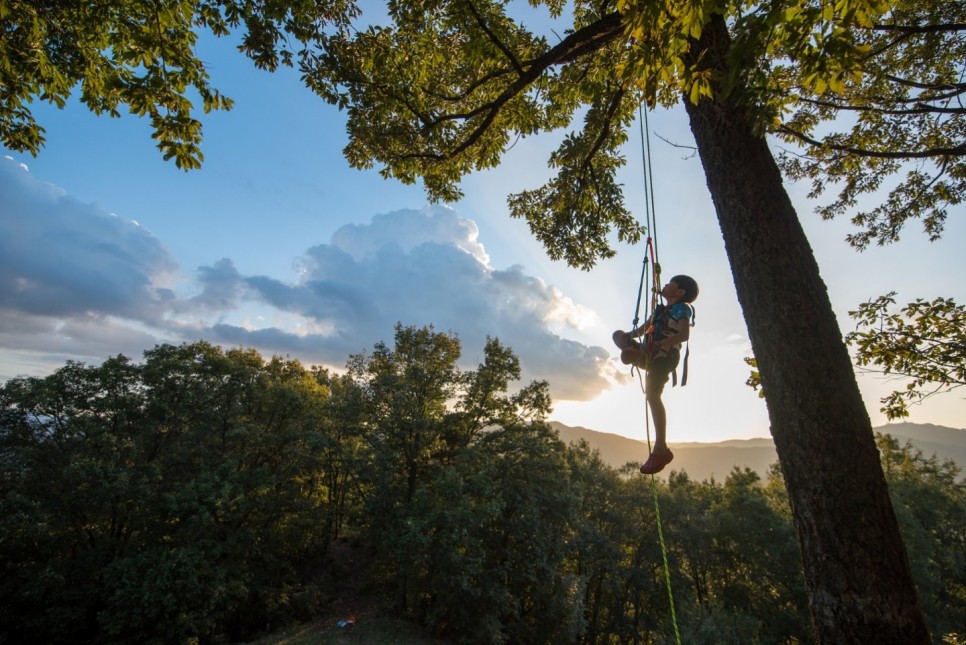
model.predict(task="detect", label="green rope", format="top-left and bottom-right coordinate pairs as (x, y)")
top-left (633, 103), bottom-right (682, 645)
top-left (651, 471), bottom-right (682, 645)
top-left (636, 369), bottom-right (682, 645)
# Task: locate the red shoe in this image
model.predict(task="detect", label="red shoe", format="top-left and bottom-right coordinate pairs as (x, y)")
top-left (640, 449), bottom-right (674, 475)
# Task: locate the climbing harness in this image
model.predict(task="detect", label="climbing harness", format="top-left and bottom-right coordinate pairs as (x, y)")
top-left (631, 104), bottom-right (682, 645)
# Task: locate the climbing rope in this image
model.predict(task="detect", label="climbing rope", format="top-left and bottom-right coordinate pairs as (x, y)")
top-left (631, 103), bottom-right (682, 645)
top-left (636, 369), bottom-right (681, 645)
top-left (639, 105), bottom-right (660, 277)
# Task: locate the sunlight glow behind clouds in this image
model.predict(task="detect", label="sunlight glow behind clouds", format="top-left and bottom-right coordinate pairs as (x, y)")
top-left (0, 158), bottom-right (613, 400)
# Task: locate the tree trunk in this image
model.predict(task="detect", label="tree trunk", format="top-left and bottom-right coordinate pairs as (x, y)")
top-left (681, 14), bottom-right (930, 644)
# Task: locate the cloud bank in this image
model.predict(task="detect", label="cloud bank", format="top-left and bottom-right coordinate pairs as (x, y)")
top-left (0, 156), bottom-right (614, 400)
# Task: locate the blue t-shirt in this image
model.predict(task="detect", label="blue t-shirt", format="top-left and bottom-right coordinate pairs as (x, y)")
top-left (653, 303), bottom-right (692, 351)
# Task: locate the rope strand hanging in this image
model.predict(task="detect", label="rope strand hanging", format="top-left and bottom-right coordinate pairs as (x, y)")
top-left (633, 104), bottom-right (662, 333)
top-left (640, 105), bottom-right (660, 278)
top-left (630, 103), bottom-right (681, 645)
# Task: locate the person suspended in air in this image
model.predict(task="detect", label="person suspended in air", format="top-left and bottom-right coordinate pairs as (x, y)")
top-left (612, 274), bottom-right (699, 475)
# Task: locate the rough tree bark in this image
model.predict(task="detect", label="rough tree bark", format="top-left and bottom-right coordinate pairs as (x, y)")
top-left (682, 14), bottom-right (930, 643)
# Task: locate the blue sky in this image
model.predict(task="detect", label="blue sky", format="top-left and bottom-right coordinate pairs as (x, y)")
top-left (1, 32), bottom-right (964, 444)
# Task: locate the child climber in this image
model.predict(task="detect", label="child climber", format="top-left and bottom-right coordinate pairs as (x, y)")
top-left (612, 275), bottom-right (699, 475)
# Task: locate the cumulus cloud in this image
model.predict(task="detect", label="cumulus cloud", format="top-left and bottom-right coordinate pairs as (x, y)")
top-left (212, 206), bottom-right (610, 398)
top-left (0, 158), bottom-right (612, 400)
top-left (0, 156), bottom-right (178, 321)
top-left (330, 208), bottom-right (489, 264)
top-left (178, 258), bottom-right (245, 313)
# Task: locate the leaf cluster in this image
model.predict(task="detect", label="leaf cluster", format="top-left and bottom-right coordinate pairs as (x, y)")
top-left (847, 292), bottom-right (966, 419)
top-left (775, 0), bottom-right (966, 249)
top-left (0, 0), bottom-right (355, 168)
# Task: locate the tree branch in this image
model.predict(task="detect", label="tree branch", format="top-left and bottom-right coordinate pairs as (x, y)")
top-left (883, 75), bottom-right (966, 95)
top-left (871, 22), bottom-right (966, 35)
top-left (795, 94), bottom-right (966, 117)
top-left (580, 85), bottom-right (627, 178)
top-left (777, 124), bottom-right (966, 159)
top-left (463, 0), bottom-right (524, 76)
top-left (423, 67), bottom-right (516, 103)
top-left (402, 11), bottom-right (626, 160)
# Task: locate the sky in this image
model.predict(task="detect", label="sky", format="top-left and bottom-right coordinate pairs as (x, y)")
top-left (1, 30), bottom-right (964, 445)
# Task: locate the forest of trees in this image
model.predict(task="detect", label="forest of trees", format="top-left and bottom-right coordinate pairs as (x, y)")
top-left (2, 329), bottom-right (963, 644)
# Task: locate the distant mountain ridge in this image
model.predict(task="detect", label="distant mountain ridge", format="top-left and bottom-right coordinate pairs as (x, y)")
top-left (550, 421), bottom-right (966, 482)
